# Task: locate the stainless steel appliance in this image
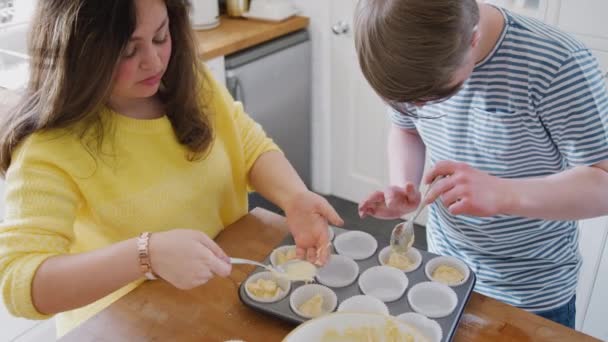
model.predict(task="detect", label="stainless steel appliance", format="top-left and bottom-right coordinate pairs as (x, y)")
top-left (225, 30), bottom-right (312, 189)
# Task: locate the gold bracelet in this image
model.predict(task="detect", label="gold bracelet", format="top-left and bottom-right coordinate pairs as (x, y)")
top-left (137, 232), bottom-right (157, 280)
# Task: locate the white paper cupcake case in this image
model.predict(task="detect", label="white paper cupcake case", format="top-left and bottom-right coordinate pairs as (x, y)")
top-left (425, 255), bottom-right (471, 287)
top-left (378, 246), bottom-right (422, 273)
top-left (244, 271), bottom-right (291, 304)
top-left (270, 245), bottom-right (298, 268)
top-left (358, 265), bottom-right (409, 302)
top-left (337, 295), bottom-right (389, 315)
top-left (289, 284), bottom-right (338, 319)
top-left (396, 312), bottom-right (443, 342)
top-left (315, 254), bottom-right (359, 288)
top-left (333, 230), bottom-right (378, 260)
top-left (407, 281), bottom-right (458, 318)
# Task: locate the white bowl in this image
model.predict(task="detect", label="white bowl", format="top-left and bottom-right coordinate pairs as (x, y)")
top-left (396, 312), bottom-right (443, 342)
top-left (333, 230), bottom-right (378, 260)
top-left (425, 255), bottom-right (470, 287)
top-left (284, 312), bottom-right (428, 342)
top-left (337, 295), bottom-right (389, 315)
top-left (378, 246), bottom-right (422, 273)
top-left (407, 281), bottom-right (458, 318)
top-left (358, 266), bottom-right (409, 302)
top-left (244, 271), bottom-right (290, 303)
top-left (315, 254), bottom-right (359, 288)
top-left (289, 284), bottom-right (338, 319)
top-left (270, 245), bottom-right (298, 268)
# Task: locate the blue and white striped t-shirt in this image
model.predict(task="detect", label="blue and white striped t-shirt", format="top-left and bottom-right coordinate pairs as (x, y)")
top-left (390, 8), bottom-right (608, 312)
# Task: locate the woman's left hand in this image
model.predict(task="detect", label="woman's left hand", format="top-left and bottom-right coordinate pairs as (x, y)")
top-left (283, 191), bottom-right (344, 266)
top-left (423, 161), bottom-right (514, 217)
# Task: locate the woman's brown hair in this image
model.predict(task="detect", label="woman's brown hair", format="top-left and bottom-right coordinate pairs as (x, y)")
top-left (0, 0), bottom-right (212, 174)
top-left (354, 0), bottom-right (480, 116)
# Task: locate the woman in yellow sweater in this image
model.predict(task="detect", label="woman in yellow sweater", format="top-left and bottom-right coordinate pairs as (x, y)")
top-left (0, 0), bottom-right (343, 337)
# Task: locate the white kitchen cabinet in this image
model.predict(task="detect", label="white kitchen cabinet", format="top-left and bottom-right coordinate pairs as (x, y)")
top-left (553, 1), bottom-right (608, 40)
top-left (548, 0), bottom-right (608, 85)
top-left (13, 319), bottom-right (56, 342)
top-left (0, 304), bottom-right (55, 342)
top-left (292, 0), bottom-right (335, 193)
top-left (592, 50), bottom-right (608, 75)
top-left (204, 55), bottom-right (226, 87)
top-left (484, 0), bottom-right (549, 20)
top-left (583, 234), bottom-right (608, 339)
top-left (577, 217), bottom-right (608, 336)
top-left (327, 0), bottom-right (390, 202)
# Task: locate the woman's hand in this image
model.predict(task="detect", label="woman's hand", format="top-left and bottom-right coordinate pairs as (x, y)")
top-left (149, 229), bottom-right (232, 290)
top-left (358, 183), bottom-right (421, 219)
top-left (283, 191), bottom-right (344, 266)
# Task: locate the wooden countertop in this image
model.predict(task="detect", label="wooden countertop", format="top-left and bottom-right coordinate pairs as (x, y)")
top-left (194, 15), bottom-right (309, 61)
top-left (60, 208), bottom-right (599, 342)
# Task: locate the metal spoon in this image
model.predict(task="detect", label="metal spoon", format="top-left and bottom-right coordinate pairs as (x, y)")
top-left (229, 257), bottom-right (274, 271)
top-left (390, 176), bottom-right (445, 254)
top-left (229, 258), bottom-right (310, 276)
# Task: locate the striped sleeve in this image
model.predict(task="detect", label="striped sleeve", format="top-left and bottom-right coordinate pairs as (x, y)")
top-left (537, 49), bottom-right (608, 166)
top-left (388, 107), bottom-right (417, 130)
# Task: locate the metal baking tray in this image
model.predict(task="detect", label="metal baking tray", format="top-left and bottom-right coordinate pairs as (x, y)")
top-left (239, 226), bottom-right (476, 341)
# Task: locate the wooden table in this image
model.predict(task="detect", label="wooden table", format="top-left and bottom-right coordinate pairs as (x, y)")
top-left (195, 16), bottom-right (309, 61)
top-left (60, 208), bottom-right (599, 342)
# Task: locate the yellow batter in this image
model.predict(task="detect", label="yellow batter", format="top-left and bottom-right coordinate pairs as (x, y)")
top-left (299, 293), bottom-right (325, 318)
top-left (431, 265), bottom-right (464, 285)
top-left (273, 260), bottom-right (317, 282)
top-left (276, 247), bottom-right (297, 265)
top-left (322, 319), bottom-right (416, 342)
top-left (246, 278), bottom-right (283, 299)
top-left (387, 252), bottom-right (414, 270)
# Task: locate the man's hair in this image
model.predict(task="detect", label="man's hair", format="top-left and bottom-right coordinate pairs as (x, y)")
top-left (354, 0), bottom-right (480, 116)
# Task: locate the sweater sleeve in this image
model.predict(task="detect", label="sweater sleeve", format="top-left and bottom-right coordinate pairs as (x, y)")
top-left (0, 137), bottom-right (81, 319)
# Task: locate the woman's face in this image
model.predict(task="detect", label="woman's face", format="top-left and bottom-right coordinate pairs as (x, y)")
top-left (111, 0), bottom-right (172, 101)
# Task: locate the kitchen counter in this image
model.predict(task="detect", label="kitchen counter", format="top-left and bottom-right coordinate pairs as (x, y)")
top-left (194, 15), bottom-right (309, 61)
top-left (0, 16), bottom-right (308, 105)
top-left (59, 208), bottom-right (599, 342)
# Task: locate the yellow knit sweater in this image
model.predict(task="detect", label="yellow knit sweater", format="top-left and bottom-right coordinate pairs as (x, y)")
top-left (0, 74), bottom-right (279, 337)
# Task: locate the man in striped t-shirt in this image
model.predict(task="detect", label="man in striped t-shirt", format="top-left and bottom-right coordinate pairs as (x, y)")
top-left (355, 0), bottom-right (608, 329)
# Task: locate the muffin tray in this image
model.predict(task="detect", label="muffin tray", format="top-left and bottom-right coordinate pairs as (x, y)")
top-left (238, 226), bottom-right (476, 342)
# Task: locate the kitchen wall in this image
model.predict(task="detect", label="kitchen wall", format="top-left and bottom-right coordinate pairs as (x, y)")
top-left (289, 0), bottom-right (332, 194)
